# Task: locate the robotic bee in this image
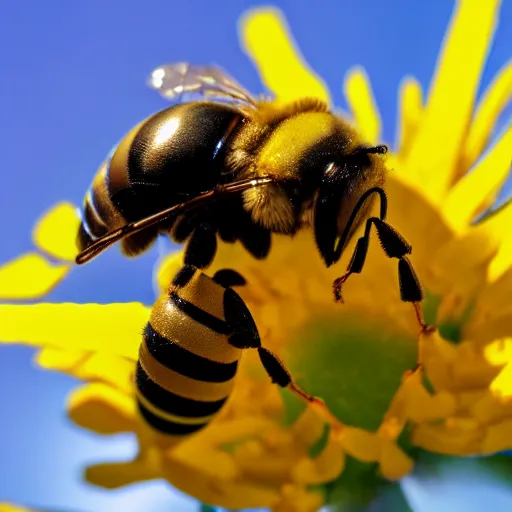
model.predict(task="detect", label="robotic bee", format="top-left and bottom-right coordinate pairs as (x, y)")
top-left (76, 62), bottom-right (426, 323)
top-left (76, 63), bottom-right (431, 435)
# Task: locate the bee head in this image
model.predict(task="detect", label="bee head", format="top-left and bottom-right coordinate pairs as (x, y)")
top-left (313, 145), bottom-right (388, 267)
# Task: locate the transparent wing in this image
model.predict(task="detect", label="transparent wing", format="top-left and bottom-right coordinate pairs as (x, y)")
top-left (147, 62), bottom-right (258, 108)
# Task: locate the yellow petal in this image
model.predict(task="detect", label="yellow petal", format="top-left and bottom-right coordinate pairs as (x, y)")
top-left (197, 417), bottom-right (277, 446)
top-left (68, 382), bottom-right (137, 434)
top-left (341, 427), bottom-right (381, 462)
top-left (457, 60), bottom-right (512, 176)
top-left (431, 200), bottom-right (512, 300)
top-left (490, 362), bottom-right (512, 398)
top-left (274, 485), bottom-right (325, 512)
top-left (466, 265), bottom-right (512, 338)
top-left (35, 348), bottom-right (135, 394)
top-left (343, 67), bottom-right (381, 144)
top-left (35, 347), bottom-right (88, 371)
top-left (32, 202), bottom-right (80, 261)
top-left (0, 302), bottom-right (149, 360)
top-left (483, 338), bottom-right (512, 366)
top-left (472, 392), bottom-right (512, 423)
top-left (161, 455), bottom-right (280, 510)
top-left (481, 419), bottom-right (512, 454)
top-left (405, 385), bottom-right (457, 422)
top-left (442, 126), bottom-right (512, 232)
top-left (489, 220), bottom-right (512, 282)
top-left (412, 421), bottom-right (484, 455)
top-left (404, 0), bottom-right (501, 202)
top-left (0, 506), bottom-right (34, 512)
top-left (155, 251), bottom-right (184, 295)
top-left (384, 176), bottom-right (453, 283)
top-left (86, 458), bottom-right (159, 489)
top-left (419, 329), bottom-right (458, 391)
top-left (451, 341), bottom-right (500, 390)
top-left (291, 404), bottom-right (328, 449)
top-left (0, 253), bottom-right (70, 299)
top-left (292, 433), bottom-right (345, 485)
top-left (379, 441), bottom-right (414, 480)
top-left (395, 76), bottom-right (423, 159)
top-left (239, 8), bottom-right (330, 103)
top-left (232, 441), bottom-right (295, 483)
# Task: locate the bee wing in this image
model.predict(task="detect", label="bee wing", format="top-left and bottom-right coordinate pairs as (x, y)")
top-left (147, 63), bottom-right (258, 108)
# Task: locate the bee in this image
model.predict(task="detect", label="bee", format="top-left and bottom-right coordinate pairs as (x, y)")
top-left (76, 63), bottom-right (429, 330)
top-left (137, 263), bottom-right (335, 437)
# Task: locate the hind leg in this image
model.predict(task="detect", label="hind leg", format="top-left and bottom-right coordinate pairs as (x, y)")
top-left (223, 284), bottom-right (344, 431)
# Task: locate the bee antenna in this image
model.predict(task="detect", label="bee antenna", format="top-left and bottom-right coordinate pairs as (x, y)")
top-left (365, 145), bottom-right (388, 155)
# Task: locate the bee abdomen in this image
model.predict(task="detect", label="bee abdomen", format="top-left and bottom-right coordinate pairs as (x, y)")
top-left (136, 322), bottom-right (237, 435)
top-left (77, 159), bottom-right (126, 252)
top-left (135, 361), bottom-right (228, 435)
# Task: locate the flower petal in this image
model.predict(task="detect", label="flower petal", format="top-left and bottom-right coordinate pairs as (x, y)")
top-left (472, 391), bottom-right (512, 423)
top-left (292, 433), bottom-right (345, 484)
top-left (68, 382), bottom-right (137, 434)
top-left (161, 457), bottom-right (280, 510)
top-left (490, 362), bottom-right (512, 398)
top-left (457, 60), bottom-right (512, 176)
top-left (343, 67), bottom-right (381, 144)
top-left (0, 253), bottom-right (70, 299)
top-left (481, 419), bottom-right (512, 454)
top-left (403, 378), bottom-right (457, 422)
top-left (412, 420), bottom-right (484, 455)
top-left (431, 199), bottom-right (512, 303)
top-left (35, 347), bottom-right (89, 373)
top-left (395, 76), bottom-right (424, 159)
top-left (35, 348), bottom-right (135, 394)
top-left (154, 251), bottom-right (184, 295)
top-left (489, 217), bottom-right (512, 282)
top-left (0, 506), bottom-right (34, 512)
top-left (239, 8), bottom-right (331, 103)
top-left (442, 126), bottom-right (512, 232)
top-left (466, 266), bottom-right (512, 340)
top-left (403, 0), bottom-right (501, 202)
top-left (0, 303), bottom-right (149, 359)
top-left (379, 441), bottom-right (414, 480)
top-left (32, 202), bottom-right (80, 262)
top-left (341, 427), bottom-right (381, 463)
top-left (86, 459), bottom-right (158, 489)
top-left (273, 485), bottom-right (324, 512)
top-left (483, 337), bottom-right (512, 366)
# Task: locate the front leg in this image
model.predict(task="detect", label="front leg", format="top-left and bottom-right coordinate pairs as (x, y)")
top-left (223, 286), bottom-right (344, 430)
top-left (184, 222), bottom-right (218, 269)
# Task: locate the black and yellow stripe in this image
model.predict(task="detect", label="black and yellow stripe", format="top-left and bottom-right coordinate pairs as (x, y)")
top-left (77, 102), bottom-right (245, 256)
top-left (77, 119), bottom-right (147, 252)
top-left (136, 270), bottom-right (240, 436)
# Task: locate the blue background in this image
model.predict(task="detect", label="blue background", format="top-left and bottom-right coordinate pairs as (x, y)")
top-left (0, 1), bottom-right (510, 510)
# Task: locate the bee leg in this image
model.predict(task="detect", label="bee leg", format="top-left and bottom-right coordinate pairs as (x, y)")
top-left (333, 215), bottom-right (434, 333)
top-left (184, 222), bottom-right (217, 269)
top-left (224, 287), bottom-right (343, 430)
top-left (171, 264), bottom-right (198, 288)
top-left (121, 227), bottom-right (159, 256)
top-left (330, 187), bottom-right (434, 334)
top-left (256, 346), bottom-right (344, 429)
top-left (212, 269), bottom-right (247, 288)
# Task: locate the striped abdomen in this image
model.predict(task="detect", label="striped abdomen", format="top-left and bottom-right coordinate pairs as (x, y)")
top-left (136, 270), bottom-right (241, 437)
top-left (77, 102), bottom-right (244, 257)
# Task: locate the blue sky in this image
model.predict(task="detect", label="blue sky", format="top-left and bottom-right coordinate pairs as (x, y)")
top-left (0, 1), bottom-right (510, 510)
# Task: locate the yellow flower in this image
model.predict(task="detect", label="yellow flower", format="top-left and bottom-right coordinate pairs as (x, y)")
top-left (1, 1), bottom-right (511, 510)
top-left (0, 506), bottom-right (37, 512)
